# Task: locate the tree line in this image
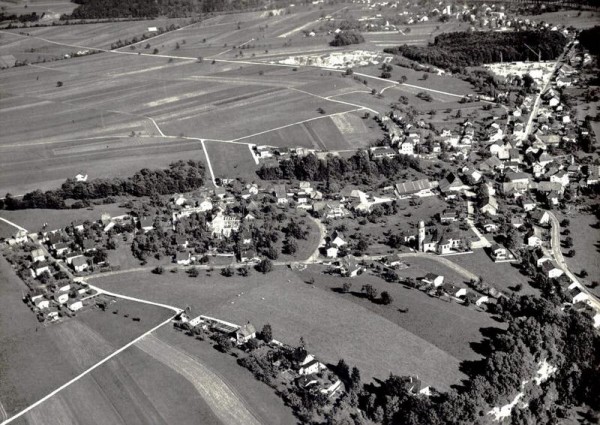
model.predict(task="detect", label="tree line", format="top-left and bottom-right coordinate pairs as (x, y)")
top-left (1, 160), bottom-right (205, 210)
top-left (256, 152), bottom-right (421, 185)
top-left (384, 30), bottom-right (568, 72)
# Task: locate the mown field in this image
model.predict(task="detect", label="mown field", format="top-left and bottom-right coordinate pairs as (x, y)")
top-left (92, 263), bottom-right (496, 391)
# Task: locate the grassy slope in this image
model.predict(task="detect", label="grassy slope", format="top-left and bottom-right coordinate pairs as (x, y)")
top-left (93, 265), bottom-right (475, 391)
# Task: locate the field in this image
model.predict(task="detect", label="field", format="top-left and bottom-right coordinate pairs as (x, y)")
top-left (0, 0), bottom-right (77, 18)
top-left (0, 202), bottom-right (129, 233)
top-left (0, 2), bottom-right (486, 196)
top-left (559, 211), bottom-right (600, 298)
top-left (449, 250), bottom-right (536, 296)
top-left (92, 262), bottom-right (502, 391)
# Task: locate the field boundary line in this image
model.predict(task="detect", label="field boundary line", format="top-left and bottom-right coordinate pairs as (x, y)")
top-left (0, 217), bottom-right (27, 232)
top-left (227, 108), bottom-right (362, 143)
top-left (0, 315), bottom-right (177, 425)
top-left (200, 140), bottom-right (218, 187)
top-left (87, 284), bottom-right (182, 313)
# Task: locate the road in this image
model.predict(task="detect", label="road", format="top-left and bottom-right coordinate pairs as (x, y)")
top-left (546, 212), bottom-right (600, 312)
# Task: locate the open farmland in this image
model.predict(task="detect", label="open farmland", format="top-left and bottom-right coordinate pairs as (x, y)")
top-left (0, 0), bottom-right (77, 18)
top-left (93, 265), bottom-right (477, 391)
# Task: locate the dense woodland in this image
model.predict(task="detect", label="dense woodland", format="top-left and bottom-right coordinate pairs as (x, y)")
top-left (0, 160), bottom-right (205, 210)
top-left (385, 31), bottom-right (568, 72)
top-left (64, 0), bottom-right (297, 19)
top-left (257, 152), bottom-right (421, 186)
top-left (579, 25), bottom-right (599, 56)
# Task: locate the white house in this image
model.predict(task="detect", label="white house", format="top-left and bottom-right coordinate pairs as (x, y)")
top-left (421, 273), bottom-right (444, 287)
top-left (298, 354), bottom-right (326, 376)
top-left (31, 248), bottom-right (45, 263)
top-left (68, 300), bottom-right (83, 311)
top-left (235, 323), bottom-right (256, 345)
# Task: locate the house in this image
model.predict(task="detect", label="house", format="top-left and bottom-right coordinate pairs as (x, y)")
top-left (139, 217), bottom-right (155, 232)
top-left (81, 239), bottom-right (96, 252)
top-left (65, 251), bottom-right (84, 265)
top-left (313, 202), bottom-right (348, 219)
top-left (173, 235), bottom-right (189, 248)
top-left (6, 229), bottom-right (28, 245)
top-left (399, 140), bottom-right (415, 156)
top-left (382, 254), bottom-right (407, 268)
top-left (31, 248), bottom-right (46, 263)
top-left (298, 354), bottom-right (326, 376)
top-left (567, 285), bottom-right (589, 305)
top-left (235, 323), bottom-right (256, 345)
top-left (462, 292), bottom-right (490, 307)
top-left (530, 210), bottom-right (550, 226)
top-left (370, 146), bottom-right (397, 159)
top-left (175, 251), bottom-right (192, 266)
top-left (209, 210), bottom-right (241, 237)
top-left (55, 292), bottom-right (69, 304)
top-left (54, 242), bottom-right (71, 256)
top-left (438, 173), bottom-right (469, 196)
top-left (72, 220), bottom-right (85, 233)
top-left (32, 261), bottom-right (51, 277)
top-left (394, 179), bottom-right (437, 198)
top-left (338, 255), bottom-right (363, 277)
top-left (502, 172), bottom-right (531, 194)
top-left (527, 235), bottom-right (543, 247)
top-left (520, 197), bottom-right (536, 212)
top-left (490, 244), bottom-right (508, 261)
top-left (71, 256), bottom-right (88, 273)
top-left (480, 196), bottom-right (498, 216)
top-left (330, 231), bottom-right (347, 247)
top-left (273, 184), bottom-right (288, 204)
top-left (437, 232), bottom-right (463, 254)
top-left (483, 222), bottom-right (498, 233)
top-left (541, 261), bottom-right (563, 279)
top-left (441, 283), bottom-right (467, 298)
top-left (34, 298), bottom-right (50, 309)
top-left (75, 173), bottom-right (88, 182)
top-left (68, 300), bottom-right (83, 312)
top-left (440, 209), bottom-right (459, 223)
top-left (421, 273), bottom-right (444, 287)
top-left (325, 247), bottom-right (339, 258)
top-left (240, 249), bottom-right (260, 263)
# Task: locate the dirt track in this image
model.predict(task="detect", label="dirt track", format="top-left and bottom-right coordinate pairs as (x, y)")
top-left (136, 335), bottom-right (261, 425)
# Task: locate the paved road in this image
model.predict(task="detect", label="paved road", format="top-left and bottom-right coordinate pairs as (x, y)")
top-left (546, 212), bottom-right (600, 312)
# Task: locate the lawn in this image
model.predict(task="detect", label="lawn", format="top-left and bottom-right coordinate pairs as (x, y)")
top-left (0, 219), bottom-right (16, 239)
top-left (450, 250), bottom-right (537, 296)
top-left (93, 266), bottom-right (469, 391)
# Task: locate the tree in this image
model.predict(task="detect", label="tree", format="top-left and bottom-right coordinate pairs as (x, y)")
top-left (187, 267), bottom-right (199, 277)
top-left (151, 266), bottom-right (164, 274)
top-left (256, 259), bottom-right (273, 274)
top-left (56, 81), bottom-right (63, 87)
top-left (422, 73), bottom-right (429, 80)
top-left (215, 334), bottom-right (233, 352)
top-left (399, 75), bottom-right (407, 84)
top-left (345, 68), bottom-right (353, 76)
top-left (260, 323), bottom-right (273, 343)
top-left (342, 282), bottom-right (352, 293)
top-left (564, 237), bottom-right (573, 248)
top-left (580, 269), bottom-right (588, 278)
top-left (221, 266), bottom-right (235, 277)
top-left (283, 238), bottom-right (298, 255)
top-left (330, 30), bottom-right (365, 47)
top-left (361, 284), bottom-right (377, 301)
top-left (380, 291), bottom-right (393, 305)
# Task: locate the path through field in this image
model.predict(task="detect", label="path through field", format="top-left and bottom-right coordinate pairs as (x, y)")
top-left (136, 335), bottom-right (262, 425)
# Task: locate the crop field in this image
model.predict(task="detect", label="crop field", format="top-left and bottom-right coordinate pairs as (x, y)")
top-left (93, 265), bottom-right (479, 391)
top-left (362, 21), bottom-right (468, 49)
top-left (0, 256), bottom-right (175, 419)
top-left (23, 343), bottom-right (222, 425)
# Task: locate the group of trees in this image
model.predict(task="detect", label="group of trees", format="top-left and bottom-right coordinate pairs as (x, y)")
top-left (256, 152), bottom-right (421, 186)
top-left (1, 160), bottom-right (205, 210)
top-left (330, 30), bottom-right (364, 47)
top-left (385, 30), bottom-right (567, 72)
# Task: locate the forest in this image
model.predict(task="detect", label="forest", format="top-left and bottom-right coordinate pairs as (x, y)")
top-left (0, 160), bottom-right (205, 210)
top-left (64, 0), bottom-right (295, 19)
top-left (384, 30), bottom-right (568, 72)
top-left (256, 152), bottom-right (421, 186)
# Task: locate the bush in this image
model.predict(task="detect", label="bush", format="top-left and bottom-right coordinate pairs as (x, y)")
top-left (151, 266), bottom-right (164, 275)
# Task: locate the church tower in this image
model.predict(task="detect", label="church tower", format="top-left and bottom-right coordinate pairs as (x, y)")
top-left (418, 221), bottom-right (425, 252)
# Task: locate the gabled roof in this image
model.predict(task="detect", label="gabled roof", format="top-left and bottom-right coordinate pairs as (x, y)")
top-left (395, 179), bottom-right (435, 195)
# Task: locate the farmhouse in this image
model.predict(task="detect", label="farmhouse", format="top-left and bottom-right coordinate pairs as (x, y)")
top-left (503, 172), bottom-right (531, 194)
top-left (394, 179), bottom-right (437, 198)
top-left (298, 354), bottom-right (326, 376)
top-left (541, 261), bottom-right (563, 279)
top-left (235, 323), bottom-right (257, 345)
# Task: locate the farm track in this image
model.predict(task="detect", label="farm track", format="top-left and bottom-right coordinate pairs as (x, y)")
top-left (136, 335), bottom-right (262, 425)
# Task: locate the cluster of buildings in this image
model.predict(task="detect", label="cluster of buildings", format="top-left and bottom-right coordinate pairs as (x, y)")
top-left (26, 280), bottom-right (92, 322)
